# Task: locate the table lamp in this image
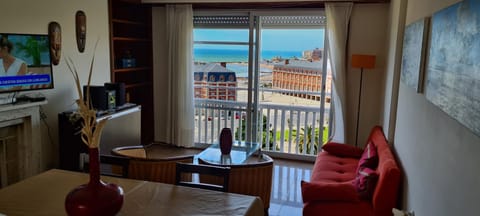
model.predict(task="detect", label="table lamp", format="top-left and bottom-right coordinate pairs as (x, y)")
top-left (351, 54), bottom-right (376, 146)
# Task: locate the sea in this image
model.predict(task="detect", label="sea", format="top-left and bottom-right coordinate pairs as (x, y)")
top-left (194, 48), bottom-right (302, 63)
top-left (194, 48), bottom-right (303, 77)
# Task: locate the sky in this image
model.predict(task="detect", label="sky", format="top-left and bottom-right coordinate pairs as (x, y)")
top-left (194, 29), bottom-right (324, 52)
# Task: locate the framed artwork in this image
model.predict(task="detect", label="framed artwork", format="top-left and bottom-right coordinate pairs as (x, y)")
top-left (400, 17), bottom-right (430, 93)
top-left (425, 0), bottom-right (480, 137)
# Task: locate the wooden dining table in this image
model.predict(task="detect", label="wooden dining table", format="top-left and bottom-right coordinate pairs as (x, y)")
top-left (0, 169), bottom-right (264, 216)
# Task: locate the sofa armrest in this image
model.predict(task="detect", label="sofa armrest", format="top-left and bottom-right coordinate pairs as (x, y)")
top-left (322, 142), bottom-right (364, 158)
top-left (301, 180), bottom-right (359, 203)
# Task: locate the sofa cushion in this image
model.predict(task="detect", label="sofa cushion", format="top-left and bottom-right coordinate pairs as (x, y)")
top-left (322, 142), bottom-right (364, 158)
top-left (311, 152), bottom-right (358, 183)
top-left (357, 142), bottom-right (378, 170)
top-left (354, 167), bottom-right (379, 200)
top-left (301, 180), bottom-right (359, 203)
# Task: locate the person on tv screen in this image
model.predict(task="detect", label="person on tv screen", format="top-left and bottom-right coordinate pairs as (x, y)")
top-left (0, 35), bottom-right (28, 76)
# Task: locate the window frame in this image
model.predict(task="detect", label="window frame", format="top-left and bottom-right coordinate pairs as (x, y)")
top-left (193, 10), bottom-right (332, 157)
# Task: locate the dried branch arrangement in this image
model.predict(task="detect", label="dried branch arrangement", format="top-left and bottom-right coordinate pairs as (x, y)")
top-left (65, 42), bottom-right (109, 149)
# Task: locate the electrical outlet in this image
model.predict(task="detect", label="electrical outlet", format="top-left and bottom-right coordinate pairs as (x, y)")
top-left (393, 208), bottom-right (415, 216)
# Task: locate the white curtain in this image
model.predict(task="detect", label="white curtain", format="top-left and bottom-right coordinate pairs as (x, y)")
top-left (165, 4), bottom-right (195, 147)
top-left (325, 2), bottom-right (353, 143)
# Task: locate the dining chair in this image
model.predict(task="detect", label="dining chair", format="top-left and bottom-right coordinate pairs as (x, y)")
top-left (128, 155), bottom-right (194, 184)
top-left (111, 145), bottom-right (196, 184)
top-left (100, 154), bottom-right (130, 178)
top-left (175, 163), bottom-right (231, 192)
top-left (83, 154), bottom-right (130, 178)
top-left (199, 154), bottom-right (274, 210)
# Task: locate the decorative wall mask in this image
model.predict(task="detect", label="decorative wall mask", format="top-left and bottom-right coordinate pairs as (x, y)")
top-left (75, 10), bottom-right (86, 53)
top-left (48, 22), bottom-right (61, 65)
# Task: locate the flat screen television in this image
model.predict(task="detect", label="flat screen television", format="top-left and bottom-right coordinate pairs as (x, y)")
top-left (0, 33), bottom-right (54, 93)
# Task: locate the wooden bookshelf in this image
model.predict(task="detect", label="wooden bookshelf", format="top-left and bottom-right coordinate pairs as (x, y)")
top-left (109, 0), bottom-right (154, 144)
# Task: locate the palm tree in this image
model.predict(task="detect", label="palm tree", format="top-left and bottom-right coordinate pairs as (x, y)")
top-left (290, 125), bottom-right (320, 155)
top-left (14, 36), bottom-right (48, 66)
top-left (235, 114), bottom-right (278, 150)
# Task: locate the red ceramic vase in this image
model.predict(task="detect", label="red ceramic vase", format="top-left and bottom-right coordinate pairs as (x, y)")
top-left (219, 128), bottom-right (233, 154)
top-left (65, 148), bottom-right (124, 216)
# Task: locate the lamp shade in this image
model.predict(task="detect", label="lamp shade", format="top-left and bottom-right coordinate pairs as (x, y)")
top-left (351, 54), bottom-right (376, 69)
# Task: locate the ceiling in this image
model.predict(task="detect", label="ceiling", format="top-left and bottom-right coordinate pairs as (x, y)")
top-left (143, 0), bottom-right (389, 3)
top-left (142, 0), bottom-right (390, 8)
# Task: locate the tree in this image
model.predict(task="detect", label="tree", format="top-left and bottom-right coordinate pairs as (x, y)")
top-left (289, 125), bottom-right (320, 155)
top-left (15, 36), bottom-right (48, 66)
top-left (235, 114), bottom-right (278, 150)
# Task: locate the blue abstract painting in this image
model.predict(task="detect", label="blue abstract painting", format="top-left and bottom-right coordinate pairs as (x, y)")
top-left (426, 0), bottom-right (480, 137)
top-left (401, 18), bottom-right (429, 93)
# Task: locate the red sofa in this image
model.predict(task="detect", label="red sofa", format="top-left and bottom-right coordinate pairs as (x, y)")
top-left (303, 126), bottom-right (401, 216)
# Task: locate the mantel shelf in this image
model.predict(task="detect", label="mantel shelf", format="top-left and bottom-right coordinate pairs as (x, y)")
top-left (0, 100), bottom-right (48, 113)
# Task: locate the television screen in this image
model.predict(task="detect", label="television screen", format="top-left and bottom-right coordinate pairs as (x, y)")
top-left (0, 33), bottom-right (54, 93)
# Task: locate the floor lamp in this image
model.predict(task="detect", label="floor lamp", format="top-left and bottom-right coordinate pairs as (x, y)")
top-left (351, 54), bottom-right (376, 147)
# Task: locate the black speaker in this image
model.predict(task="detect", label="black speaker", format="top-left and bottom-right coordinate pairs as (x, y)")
top-left (104, 82), bottom-right (126, 106)
top-left (83, 85), bottom-right (108, 111)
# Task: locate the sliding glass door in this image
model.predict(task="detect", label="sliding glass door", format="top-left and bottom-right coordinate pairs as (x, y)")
top-left (192, 13), bottom-right (257, 144)
top-left (193, 11), bottom-right (330, 157)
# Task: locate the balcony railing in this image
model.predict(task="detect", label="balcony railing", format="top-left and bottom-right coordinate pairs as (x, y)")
top-left (194, 97), bottom-right (330, 157)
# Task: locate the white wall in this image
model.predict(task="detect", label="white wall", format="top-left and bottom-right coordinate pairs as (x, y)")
top-left (384, 0), bottom-right (480, 215)
top-left (381, 0), bottom-right (407, 142)
top-left (0, 0), bottom-right (111, 169)
top-left (348, 4), bottom-right (389, 146)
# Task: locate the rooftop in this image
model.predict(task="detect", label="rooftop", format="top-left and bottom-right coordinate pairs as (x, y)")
top-left (194, 63), bottom-right (237, 82)
top-left (194, 63), bottom-right (235, 73)
top-left (273, 60), bottom-right (322, 70)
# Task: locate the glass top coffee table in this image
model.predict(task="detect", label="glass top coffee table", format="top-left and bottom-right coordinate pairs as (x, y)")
top-left (197, 141), bottom-right (260, 165)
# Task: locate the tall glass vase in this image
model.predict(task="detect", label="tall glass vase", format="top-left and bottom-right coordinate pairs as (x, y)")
top-left (65, 148), bottom-right (124, 216)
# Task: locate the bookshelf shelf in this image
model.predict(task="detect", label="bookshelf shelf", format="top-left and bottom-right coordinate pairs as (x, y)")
top-left (109, 0), bottom-right (153, 144)
top-left (113, 67), bottom-right (151, 73)
top-left (112, 18), bottom-right (146, 26)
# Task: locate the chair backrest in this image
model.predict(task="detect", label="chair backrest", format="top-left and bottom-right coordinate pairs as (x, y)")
top-left (83, 154), bottom-right (130, 178)
top-left (175, 163), bottom-right (231, 192)
top-left (100, 154), bottom-right (130, 178)
top-left (128, 155), bottom-right (194, 184)
top-left (199, 154), bottom-right (274, 209)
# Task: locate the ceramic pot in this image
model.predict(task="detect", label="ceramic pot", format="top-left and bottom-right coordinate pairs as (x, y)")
top-left (65, 148), bottom-right (124, 216)
top-left (219, 128), bottom-right (233, 155)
